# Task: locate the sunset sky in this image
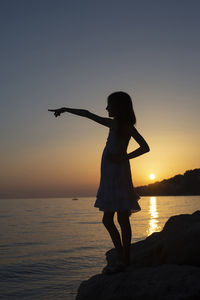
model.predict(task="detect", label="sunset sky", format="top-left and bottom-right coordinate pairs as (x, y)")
top-left (1, 0), bottom-right (200, 198)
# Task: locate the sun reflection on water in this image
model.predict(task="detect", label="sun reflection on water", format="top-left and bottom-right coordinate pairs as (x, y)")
top-left (147, 196), bottom-right (160, 236)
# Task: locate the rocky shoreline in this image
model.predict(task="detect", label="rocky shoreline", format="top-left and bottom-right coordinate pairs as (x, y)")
top-left (76, 211), bottom-right (200, 299)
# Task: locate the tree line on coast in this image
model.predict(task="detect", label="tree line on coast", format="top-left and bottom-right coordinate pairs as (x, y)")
top-left (136, 168), bottom-right (200, 196)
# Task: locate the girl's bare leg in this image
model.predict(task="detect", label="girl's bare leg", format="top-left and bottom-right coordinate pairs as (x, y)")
top-left (117, 211), bottom-right (132, 265)
top-left (102, 212), bottom-right (123, 261)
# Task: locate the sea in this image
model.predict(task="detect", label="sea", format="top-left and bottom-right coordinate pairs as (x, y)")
top-left (0, 196), bottom-right (199, 299)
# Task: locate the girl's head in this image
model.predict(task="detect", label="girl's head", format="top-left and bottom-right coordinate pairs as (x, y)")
top-left (107, 91), bottom-right (136, 126)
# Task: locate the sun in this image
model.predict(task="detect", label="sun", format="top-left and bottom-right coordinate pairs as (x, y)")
top-left (149, 173), bottom-right (156, 180)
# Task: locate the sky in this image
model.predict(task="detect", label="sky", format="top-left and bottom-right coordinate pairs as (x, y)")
top-left (0, 0), bottom-right (200, 198)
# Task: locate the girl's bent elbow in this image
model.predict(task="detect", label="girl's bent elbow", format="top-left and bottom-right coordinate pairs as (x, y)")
top-left (146, 145), bottom-right (150, 152)
top-left (143, 144), bottom-right (150, 153)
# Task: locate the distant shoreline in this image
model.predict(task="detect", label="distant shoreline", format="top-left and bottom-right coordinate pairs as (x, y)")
top-left (136, 168), bottom-right (200, 197)
top-left (0, 194), bottom-right (200, 200)
top-left (1, 168), bottom-right (199, 199)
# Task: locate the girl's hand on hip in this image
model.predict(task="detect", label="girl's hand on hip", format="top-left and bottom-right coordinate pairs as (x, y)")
top-left (107, 153), bottom-right (128, 163)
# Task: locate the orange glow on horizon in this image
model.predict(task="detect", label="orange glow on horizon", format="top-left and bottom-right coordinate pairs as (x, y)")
top-left (1, 125), bottom-right (199, 198)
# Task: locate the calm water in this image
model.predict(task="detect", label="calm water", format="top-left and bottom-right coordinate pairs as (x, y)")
top-left (0, 196), bottom-right (199, 299)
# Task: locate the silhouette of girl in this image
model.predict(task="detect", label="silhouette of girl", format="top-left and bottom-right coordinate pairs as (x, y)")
top-left (49, 91), bottom-right (150, 273)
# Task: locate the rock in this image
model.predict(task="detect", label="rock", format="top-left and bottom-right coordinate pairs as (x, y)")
top-left (76, 211), bottom-right (200, 300)
top-left (76, 264), bottom-right (200, 300)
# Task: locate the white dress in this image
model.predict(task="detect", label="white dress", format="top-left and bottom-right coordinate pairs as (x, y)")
top-left (94, 127), bottom-right (141, 214)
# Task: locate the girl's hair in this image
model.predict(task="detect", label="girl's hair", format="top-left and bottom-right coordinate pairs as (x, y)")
top-left (107, 91), bottom-right (136, 136)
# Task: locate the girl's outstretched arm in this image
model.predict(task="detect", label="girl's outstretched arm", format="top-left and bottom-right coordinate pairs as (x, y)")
top-left (48, 107), bottom-right (112, 127)
top-left (127, 126), bottom-right (150, 159)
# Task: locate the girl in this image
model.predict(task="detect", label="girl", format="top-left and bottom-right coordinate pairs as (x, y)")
top-left (49, 91), bottom-right (150, 273)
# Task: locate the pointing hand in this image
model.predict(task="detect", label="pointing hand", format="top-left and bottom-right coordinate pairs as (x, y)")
top-left (48, 108), bottom-right (66, 117)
